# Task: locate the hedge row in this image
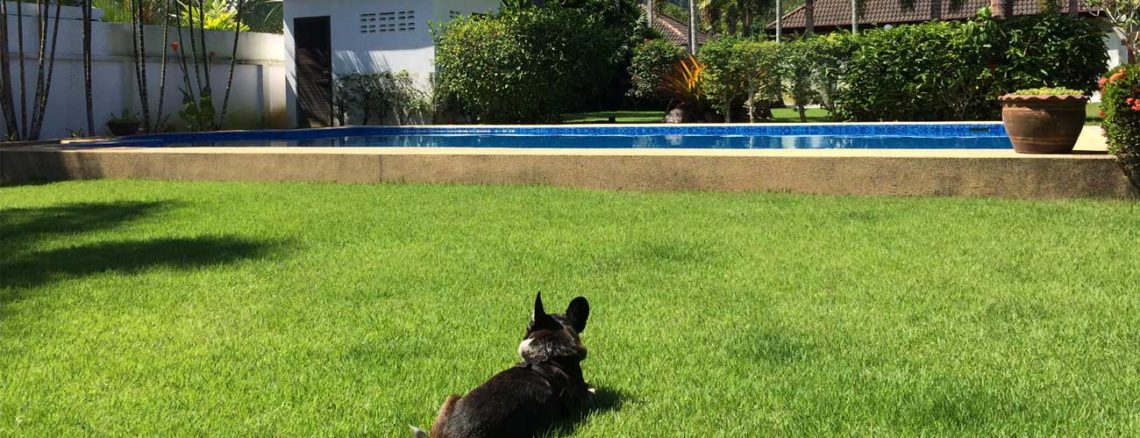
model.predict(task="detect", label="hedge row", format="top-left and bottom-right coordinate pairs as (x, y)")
top-left (632, 11), bottom-right (1108, 122)
top-left (836, 11), bottom-right (1108, 121)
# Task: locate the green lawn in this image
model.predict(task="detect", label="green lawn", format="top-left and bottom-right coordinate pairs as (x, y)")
top-left (561, 108), bottom-right (832, 124)
top-left (1088, 102), bottom-right (1103, 125)
top-left (2, 180), bottom-right (1140, 436)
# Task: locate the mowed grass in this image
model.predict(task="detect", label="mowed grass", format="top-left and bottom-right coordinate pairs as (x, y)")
top-left (2, 180), bottom-right (1140, 436)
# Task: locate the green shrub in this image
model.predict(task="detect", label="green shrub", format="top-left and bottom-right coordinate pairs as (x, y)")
top-left (434, 7), bottom-right (624, 123)
top-left (1099, 66), bottom-right (1140, 191)
top-left (999, 13), bottom-right (1108, 96)
top-left (836, 20), bottom-right (1000, 121)
top-left (779, 39), bottom-right (816, 123)
top-left (807, 33), bottom-right (858, 118)
top-left (835, 11), bottom-right (1107, 121)
top-left (628, 38), bottom-right (686, 103)
top-left (333, 73), bottom-right (389, 125)
top-left (699, 37), bottom-right (779, 122)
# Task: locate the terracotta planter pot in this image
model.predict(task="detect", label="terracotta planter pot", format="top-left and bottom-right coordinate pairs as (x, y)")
top-left (1000, 94), bottom-right (1088, 154)
top-left (106, 121), bottom-right (141, 137)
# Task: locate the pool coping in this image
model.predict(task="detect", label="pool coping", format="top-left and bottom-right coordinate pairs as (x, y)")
top-left (2, 143), bottom-right (1134, 199)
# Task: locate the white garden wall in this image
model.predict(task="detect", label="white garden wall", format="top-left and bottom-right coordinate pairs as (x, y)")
top-left (2, 3), bottom-right (286, 140)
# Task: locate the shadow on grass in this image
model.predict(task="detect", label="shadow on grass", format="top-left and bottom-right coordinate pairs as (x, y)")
top-left (0, 237), bottom-right (275, 289)
top-left (0, 201), bottom-right (170, 256)
top-left (547, 385), bottom-right (632, 437)
top-left (0, 201), bottom-right (281, 305)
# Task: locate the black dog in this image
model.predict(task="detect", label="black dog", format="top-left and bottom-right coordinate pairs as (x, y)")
top-left (413, 293), bottom-right (593, 438)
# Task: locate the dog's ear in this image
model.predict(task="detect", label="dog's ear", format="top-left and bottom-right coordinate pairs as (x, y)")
top-left (533, 292), bottom-right (546, 322)
top-left (565, 296), bottom-right (590, 333)
top-left (531, 292), bottom-right (559, 330)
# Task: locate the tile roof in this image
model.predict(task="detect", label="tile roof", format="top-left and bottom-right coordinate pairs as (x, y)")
top-left (769, 0), bottom-right (1088, 30)
top-left (647, 7), bottom-right (710, 51)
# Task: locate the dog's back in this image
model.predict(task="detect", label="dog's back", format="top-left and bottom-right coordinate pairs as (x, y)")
top-left (429, 366), bottom-right (572, 438)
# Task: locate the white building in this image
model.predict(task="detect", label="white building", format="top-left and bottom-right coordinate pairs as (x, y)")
top-left (283, 0), bottom-right (499, 127)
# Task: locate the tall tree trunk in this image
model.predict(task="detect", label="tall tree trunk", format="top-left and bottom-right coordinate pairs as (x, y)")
top-left (0, 1), bottom-right (19, 138)
top-left (198, 0), bottom-right (211, 93)
top-left (648, 0), bottom-right (654, 26)
top-left (219, 0), bottom-right (247, 127)
top-left (83, 0), bottom-right (94, 135)
top-left (182, 1), bottom-right (203, 98)
top-left (687, 0), bottom-right (695, 49)
top-left (804, 0), bottom-right (814, 37)
top-left (175, 2), bottom-right (197, 100)
top-left (930, 0), bottom-right (941, 21)
top-left (135, 0), bottom-right (152, 131)
top-left (852, 0), bottom-right (859, 33)
top-left (29, 0), bottom-right (63, 139)
top-left (16, 0), bottom-right (27, 138)
top-left (742, 7), bottom-right (752, 37)
top-left (154, 2), bottom-right (171, 132)
top-left (775, 0), bottom-right (782, 42)
top-left (30, 0), bottom-right (47, 137)
top-left (726, 4), bottom-right (738, 35)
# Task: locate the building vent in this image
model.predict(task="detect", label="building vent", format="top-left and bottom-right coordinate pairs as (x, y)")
top-left (360, 10), bottom-right (416, 34)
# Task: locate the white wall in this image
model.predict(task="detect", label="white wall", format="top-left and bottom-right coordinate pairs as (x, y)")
top-left (283, 0), bottom-right (498, 127)
top-left (2, 3), bottom-right (286, 140)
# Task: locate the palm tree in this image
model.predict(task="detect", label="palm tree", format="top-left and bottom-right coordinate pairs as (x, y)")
top-left (804, 0), bottom-right (814, 36)
top-left (83, 0), bottom-right (95, 135)
top-left (219, 0), bottom-right (247, 125)
top-left (29, 0), bottom-right (66, 138)
top-left (0, 1), bottom-right (18, 138)
top-left (689, 0), bottom-right (698, 53)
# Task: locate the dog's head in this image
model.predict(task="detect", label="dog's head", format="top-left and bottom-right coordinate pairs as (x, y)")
top-left (518, 293), bottom-right (590, 363)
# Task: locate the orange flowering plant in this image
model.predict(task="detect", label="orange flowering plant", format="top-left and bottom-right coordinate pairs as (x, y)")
top-left (1100, 65), bottom-right (1140, 190)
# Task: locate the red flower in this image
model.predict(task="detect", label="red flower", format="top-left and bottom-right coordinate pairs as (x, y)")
top-left (1099, 77), bottom-right (1108, 90)
top-left (1099, 110), bottom-right (1106, 118)
top-left (171, 41), bottom-right (180, 52)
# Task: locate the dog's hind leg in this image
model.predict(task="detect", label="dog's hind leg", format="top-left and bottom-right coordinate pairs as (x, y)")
top-left (423, 395), bottom-right (461, 438)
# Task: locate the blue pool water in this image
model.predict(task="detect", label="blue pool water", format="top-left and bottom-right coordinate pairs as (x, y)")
top-left (93, 123), bottom-right (1013, 149)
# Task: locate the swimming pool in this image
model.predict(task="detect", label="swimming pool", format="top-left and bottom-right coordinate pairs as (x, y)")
top-left (92, 123), bottom-right (1013, 149)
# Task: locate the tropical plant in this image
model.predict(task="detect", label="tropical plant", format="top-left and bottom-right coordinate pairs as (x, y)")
top-left (658, 56), bottom-right (708, 114)
top-left (180, 0), bottom-right (250, 31)
top-left (108, 108), bottom-right (142, 124)
top-left (1099, 65), bottom-right (1140, 191)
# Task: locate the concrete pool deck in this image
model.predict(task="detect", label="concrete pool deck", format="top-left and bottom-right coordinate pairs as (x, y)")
top-left (1, 126), bottom-right (1135, 199)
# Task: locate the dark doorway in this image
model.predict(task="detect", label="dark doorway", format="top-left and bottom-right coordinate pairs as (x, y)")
top-left (294, 16), bottom-right (332, 127)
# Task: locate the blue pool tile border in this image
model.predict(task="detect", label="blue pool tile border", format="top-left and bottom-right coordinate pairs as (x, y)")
top-left (88, 123), bottom-right (1009, 148)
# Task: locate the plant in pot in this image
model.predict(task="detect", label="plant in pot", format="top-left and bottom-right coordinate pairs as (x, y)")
top-left (106, 109), bottom-right (142, 136)
top-left (999, 88), bottom-right (1088, 154)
